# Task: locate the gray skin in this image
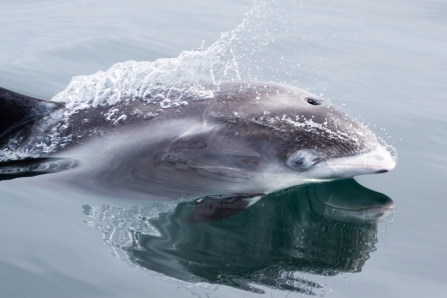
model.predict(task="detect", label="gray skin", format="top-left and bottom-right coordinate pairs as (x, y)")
top-left (0, 81), bottom-right (384, 200)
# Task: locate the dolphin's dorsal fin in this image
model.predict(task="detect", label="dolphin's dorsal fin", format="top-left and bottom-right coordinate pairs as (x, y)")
top-left (0, 87), bottom-right (63, 139)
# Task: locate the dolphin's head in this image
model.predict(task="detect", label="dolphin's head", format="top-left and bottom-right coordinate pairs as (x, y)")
top-left (212, 82), bottom-right (397, 180)
top-left (276, 92), bottom-right (397, 179)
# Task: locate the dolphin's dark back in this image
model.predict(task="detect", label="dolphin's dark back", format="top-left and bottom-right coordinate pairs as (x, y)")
top-left (0, 87), bottom-right (62, 143)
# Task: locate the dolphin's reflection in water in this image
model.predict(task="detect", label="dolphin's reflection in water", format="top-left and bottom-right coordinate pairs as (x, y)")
top-left (83, 179), bottom-right (394, 295)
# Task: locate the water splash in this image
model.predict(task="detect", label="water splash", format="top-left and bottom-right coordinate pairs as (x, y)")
top-left (0, 1), bottom-right (265, 161)
top-left (377, 136), bottom-right (398, 165)
top-left (50, 8), bottom-right (256, 116)
top-left (0, 0), bottom-right (398, 167)
top-left (49, 0), bottom-right (287, 117)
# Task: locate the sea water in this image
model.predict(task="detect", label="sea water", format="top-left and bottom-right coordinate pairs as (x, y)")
top-left (0, 0), bottom-right (446, 297)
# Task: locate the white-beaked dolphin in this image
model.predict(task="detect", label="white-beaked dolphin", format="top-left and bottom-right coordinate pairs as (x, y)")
top-left (0, 81), bottom-right (397, 200)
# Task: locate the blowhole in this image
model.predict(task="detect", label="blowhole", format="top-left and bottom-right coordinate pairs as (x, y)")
top-left (306, 98), bottom-right (321, 105)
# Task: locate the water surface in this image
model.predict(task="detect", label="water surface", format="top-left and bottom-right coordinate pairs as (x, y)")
top-left (1, 0), bottom-right (446, 297)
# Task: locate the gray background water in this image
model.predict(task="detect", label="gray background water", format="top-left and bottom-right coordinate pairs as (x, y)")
top-left (1, 0), bottom-right (446, 297)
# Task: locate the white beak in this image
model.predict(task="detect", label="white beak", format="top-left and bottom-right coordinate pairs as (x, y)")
top-left (303, 145), bottom-right (397, 179)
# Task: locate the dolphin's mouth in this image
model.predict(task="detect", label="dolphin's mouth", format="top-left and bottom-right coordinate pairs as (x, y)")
top-left (303, 145), bottom-right (397, 179)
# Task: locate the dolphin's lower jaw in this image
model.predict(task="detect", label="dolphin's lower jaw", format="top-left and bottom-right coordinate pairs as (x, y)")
top-left (303, 145), bottom-right (397, 179)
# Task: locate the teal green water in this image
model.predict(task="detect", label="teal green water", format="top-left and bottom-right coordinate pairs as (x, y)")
top-left (1, 0), bottom-right (446, 297)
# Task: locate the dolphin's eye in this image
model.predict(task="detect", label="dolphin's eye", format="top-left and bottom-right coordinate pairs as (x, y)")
top-left (286, 149), bottom-right (322, 171)
top-left (306, 98), bottom-right (321, 106)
